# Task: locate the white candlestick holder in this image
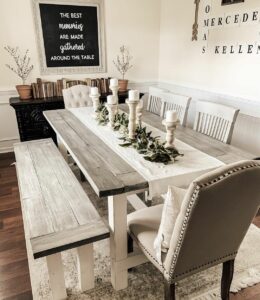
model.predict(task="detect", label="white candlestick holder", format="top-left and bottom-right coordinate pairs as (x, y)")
top-left (110, 85), bottom-right (119, 112)
top-left (162, 119), bottom-right (180, 148)
top-left (90, 94), bottom-right (100, 118)
top-left (126, 99), bottom-right (139, 139)
top-left (105, 103), bottom-right (117, 129)
top-left (136, 106), bottom-right (143, 127)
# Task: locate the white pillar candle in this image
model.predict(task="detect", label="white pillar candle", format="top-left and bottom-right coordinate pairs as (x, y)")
top-left (166, 110), bottom-right (178, 122)
top-left (90, 87), bottom-right (99, 96)
top-left (128, 90), bottom-right (140, 101)
top-left (107, 95), bottom-right (117, 105)
top-left (110, 78), bottom-right (118, 87)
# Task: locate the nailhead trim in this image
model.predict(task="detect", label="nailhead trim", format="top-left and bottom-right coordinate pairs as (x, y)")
top-left (170, 251), bottom-right (237, 282)
top-left (167, 162), bottom-right (260, 282)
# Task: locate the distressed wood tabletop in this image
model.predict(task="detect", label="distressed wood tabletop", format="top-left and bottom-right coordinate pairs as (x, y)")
top-left (44, 110), bottom-right (149, 198)
top-left (44, 106), bottom-right (254, 199)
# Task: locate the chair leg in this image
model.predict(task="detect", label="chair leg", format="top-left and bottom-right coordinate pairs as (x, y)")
top-left (127, 234), bottom-right (134, 272)
top-left (221, 259), bottom-right (235, 300)
top-left (127, 234), bottom-right (134, 253)
top-left (164, 280), bottom-right (175, 300)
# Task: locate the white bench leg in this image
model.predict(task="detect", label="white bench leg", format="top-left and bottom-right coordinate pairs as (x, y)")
top-left (77, 244), bottom-right (95, 291)
top-left (46, 253), bottom-right (67, 300)
top-left (108, 194), bottom-right (128, 291)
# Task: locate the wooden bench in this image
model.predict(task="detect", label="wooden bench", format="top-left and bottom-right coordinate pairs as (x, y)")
top-left (14, 139), bottom-right (110, 300)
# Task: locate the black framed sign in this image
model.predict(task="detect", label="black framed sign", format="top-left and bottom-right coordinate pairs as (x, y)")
top-left (222, 0), bottom-right (244, 5)
top-left (32, 0), bottom-right (106, 74)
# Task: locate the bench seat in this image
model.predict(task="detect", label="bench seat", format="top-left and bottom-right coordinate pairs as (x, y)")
top-left (14, 138), bottom-right (110, 299)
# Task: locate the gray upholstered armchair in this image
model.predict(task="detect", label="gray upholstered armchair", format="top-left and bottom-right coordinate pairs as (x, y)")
top-left (127, 160), bottom-right (260, 300)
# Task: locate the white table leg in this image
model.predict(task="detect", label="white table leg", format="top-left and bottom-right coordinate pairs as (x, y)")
top-left (108, 194), bottom-right (128, 291)
top-left (46, 253), bottom-right (67, 300)
top-left (77, 244), bottom-right (95, 291)
top-left (57, 136), bottom-right (68, 162)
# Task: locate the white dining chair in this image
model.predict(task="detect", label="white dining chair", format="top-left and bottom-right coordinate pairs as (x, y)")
top-left (127, 160), bottom-right (260, 300)
top-left (147, 87), bottom-right (168, 116)
top-left (161, 92), bottom-right (191, 126)
top-left (193, 100), bottom-right (239, 144)
top-left (62, 84), bottom-right (92, 109)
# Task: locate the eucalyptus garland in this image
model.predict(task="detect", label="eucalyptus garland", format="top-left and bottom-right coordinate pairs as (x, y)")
top-left (95, 103), bottom-right (183, 164)
top-left (96, 104), bottom-right (109, 125)
top-left (119, 126), bottom-right (183, 164)
top-left (114, 112), bottom-right (129, 133)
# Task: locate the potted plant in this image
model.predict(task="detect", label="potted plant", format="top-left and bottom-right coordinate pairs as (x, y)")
top-left (4, 46), bottom-right (34, 100)
top-left (113, 45), bottom-right (133, 92)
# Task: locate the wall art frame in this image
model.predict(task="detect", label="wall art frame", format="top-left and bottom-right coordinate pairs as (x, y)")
top-left (221, 0), bottom-right (244, 6)
top-left (32, 0), bottom-right (106, 75)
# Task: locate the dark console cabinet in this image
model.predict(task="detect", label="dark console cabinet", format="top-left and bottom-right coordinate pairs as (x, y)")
top-left (10, 97), bottom-right (65, 143)
top-left (10, 92), bottom-right (132, 143)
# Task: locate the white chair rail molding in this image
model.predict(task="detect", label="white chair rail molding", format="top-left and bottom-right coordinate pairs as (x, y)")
top-left (0, 0), bottom-right (260, 299)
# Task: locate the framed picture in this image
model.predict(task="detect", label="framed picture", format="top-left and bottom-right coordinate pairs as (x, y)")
top-left (222, 0), bottom-right (244, 5)
top-left (32, 0), bottom-right (106, 75)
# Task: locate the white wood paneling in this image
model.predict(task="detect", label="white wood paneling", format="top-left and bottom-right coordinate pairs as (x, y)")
top-left (0, 90), bottom-right (19, 153)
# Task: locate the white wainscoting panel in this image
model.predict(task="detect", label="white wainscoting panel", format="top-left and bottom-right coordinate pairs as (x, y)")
top-left (0, 89), bottom-right (20, 153)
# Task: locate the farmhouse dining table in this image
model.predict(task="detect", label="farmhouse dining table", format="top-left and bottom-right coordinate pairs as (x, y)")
top-left (43, 104), bottom-right (254, 291)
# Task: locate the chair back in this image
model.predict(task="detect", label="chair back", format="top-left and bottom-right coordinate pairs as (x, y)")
top-left (193, 100), bottom-right (239, 144)
top-left (147, 87), bottom-right (168, 116)
top-left (63, 85), bottom-right (92, 109)
top-left (164, 160), bottom-right (260, 282)
top-left (161, 92), bottom-right (191, 126)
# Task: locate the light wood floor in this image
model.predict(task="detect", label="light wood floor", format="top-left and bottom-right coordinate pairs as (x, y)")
top-left (0, 152), bottom-right (259, 299)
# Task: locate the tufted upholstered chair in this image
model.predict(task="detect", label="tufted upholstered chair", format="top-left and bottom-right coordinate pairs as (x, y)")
top-left (62, 85), bottom-right (92, 109)
top-left (127, 160), bottom-right (260, 300)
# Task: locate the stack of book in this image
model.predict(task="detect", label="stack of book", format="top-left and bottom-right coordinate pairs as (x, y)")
top-left (31, 79), bottom-right (58, 99)
top-left (31, 77), bottom-right (112, 99)
top-left (86, 78), bottom-right (110, 94)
